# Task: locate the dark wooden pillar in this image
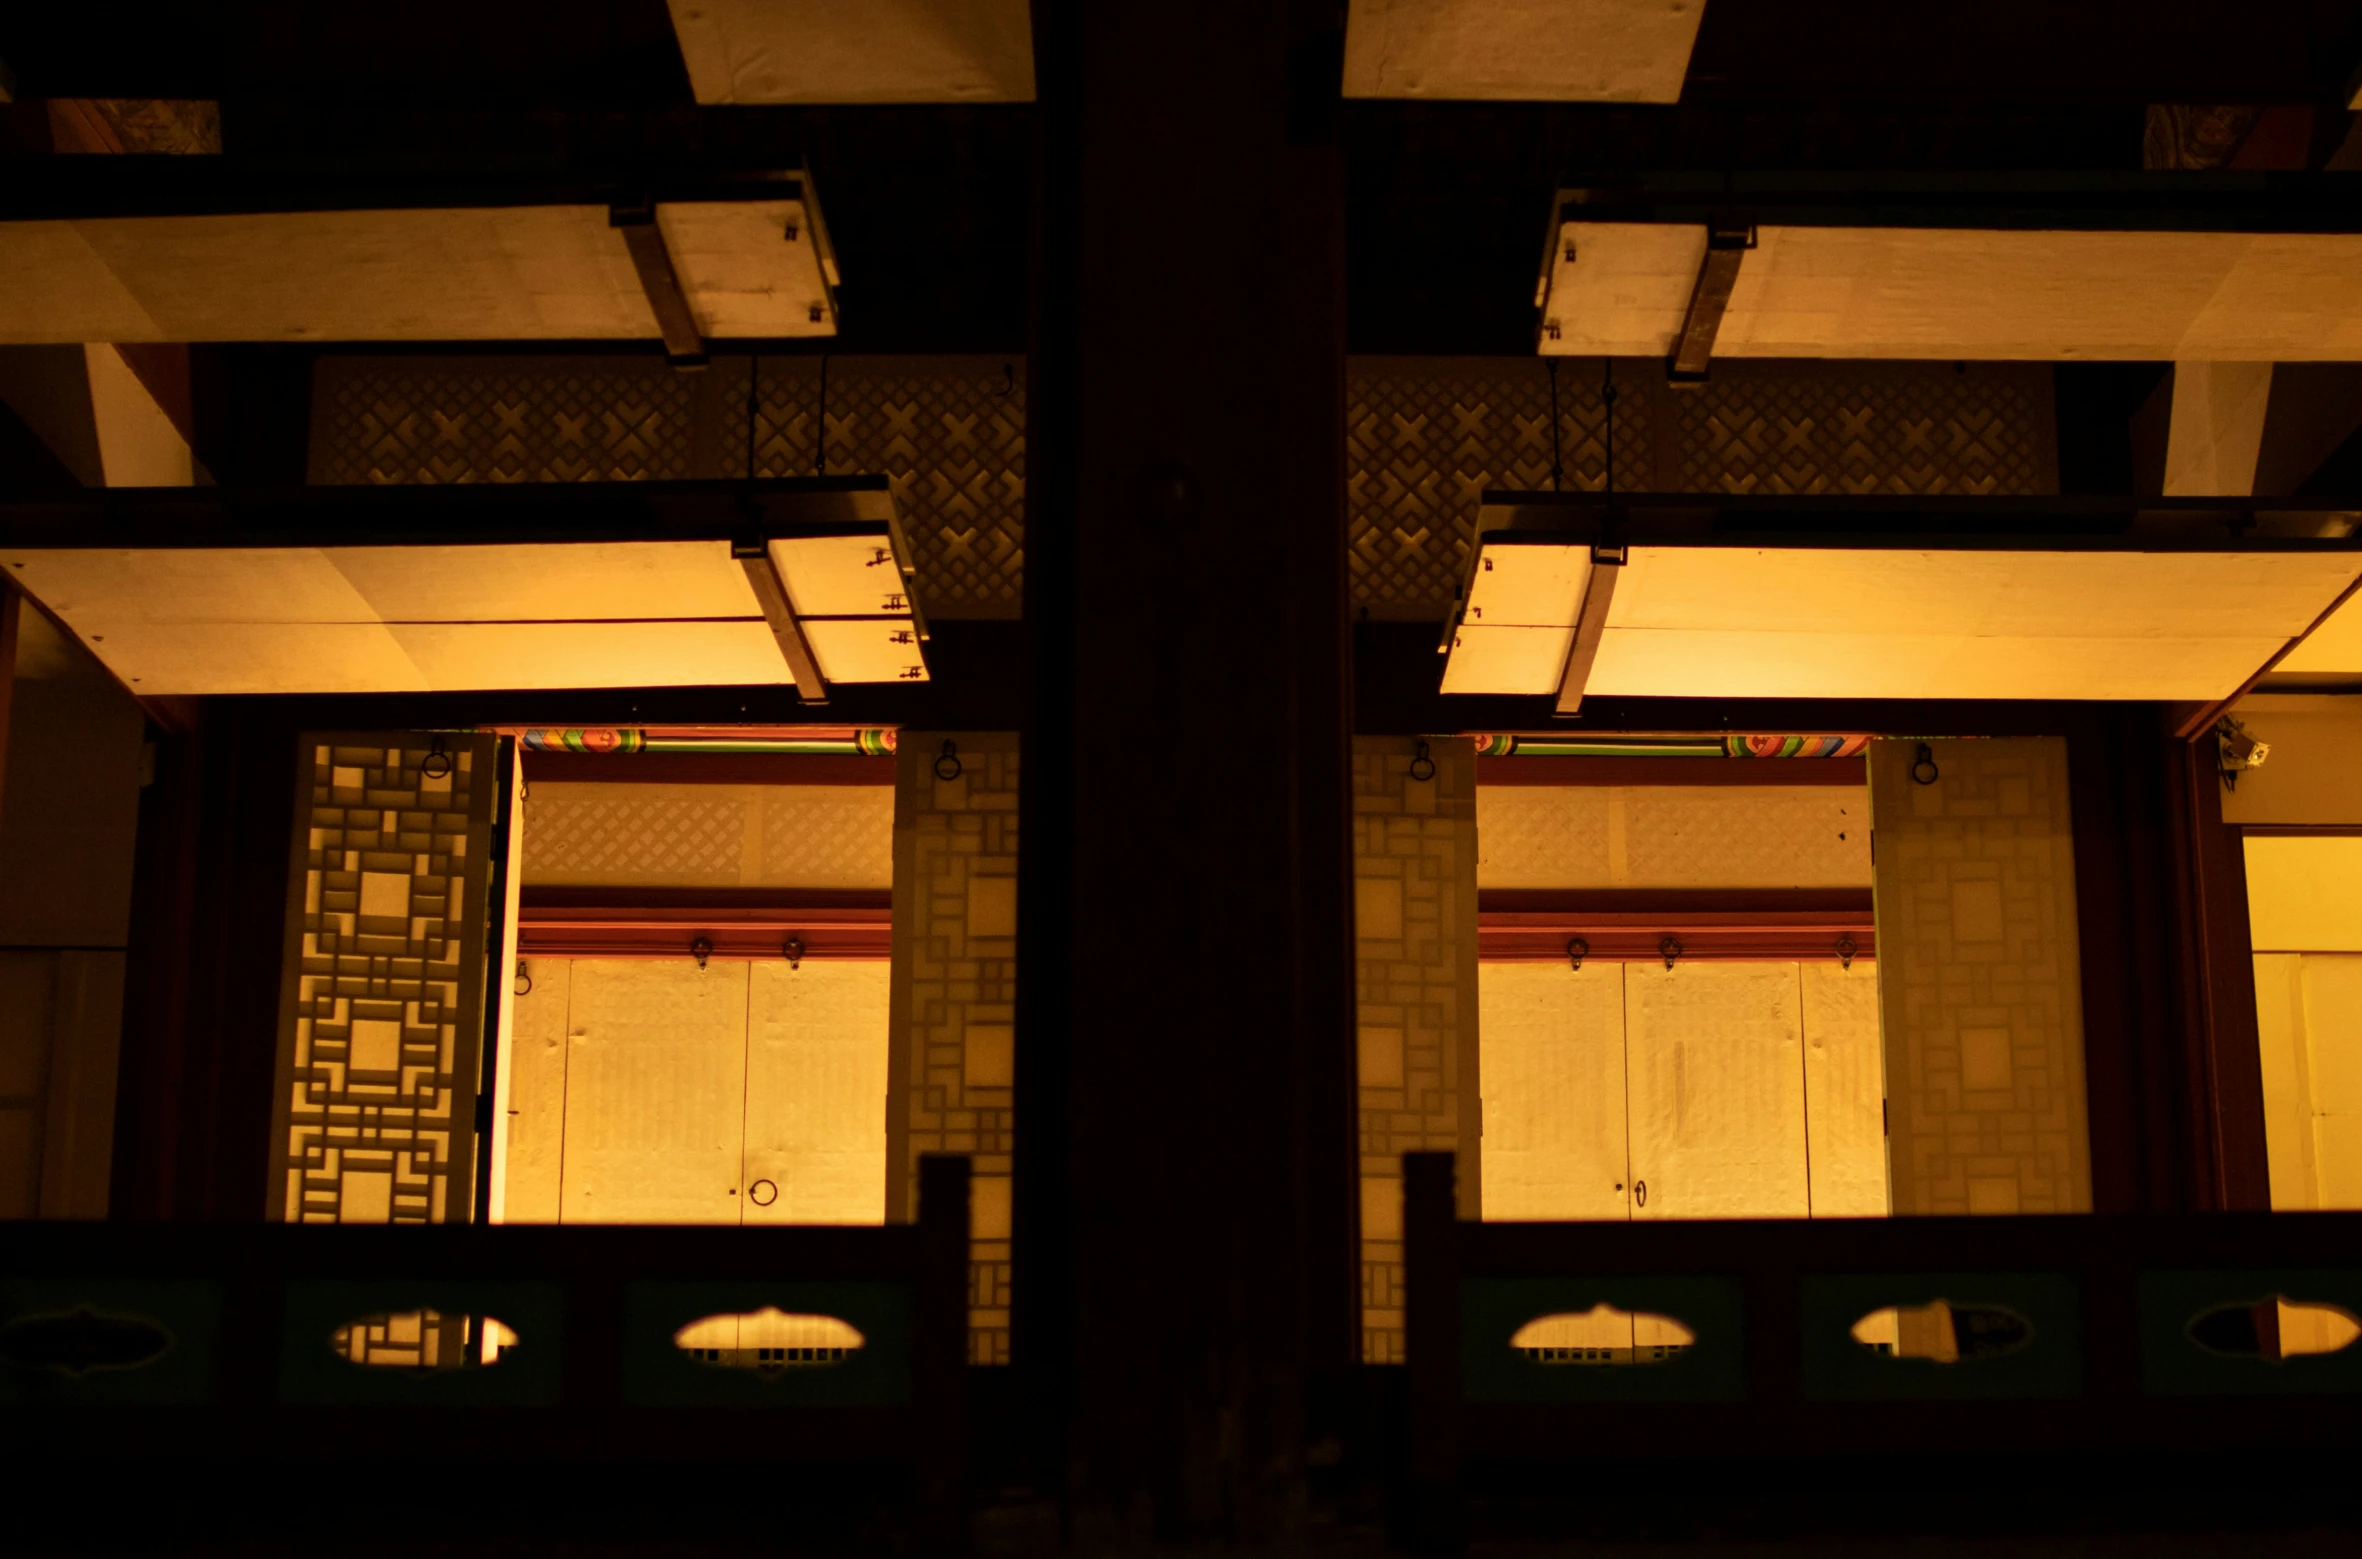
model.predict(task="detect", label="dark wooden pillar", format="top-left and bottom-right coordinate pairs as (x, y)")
top-left (2071, 707), bottom-right (2269, 1212)
top-left (113, 701), bottom-right (296, 1221)
top-left (1019, 0), bottom-right (1357, 1537)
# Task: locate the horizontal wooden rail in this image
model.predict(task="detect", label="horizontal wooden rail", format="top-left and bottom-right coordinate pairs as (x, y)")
top-left (0, 1156), bottom-right (970, 1523)
top-left (1403, 1151), bottom-right (2362, 1548)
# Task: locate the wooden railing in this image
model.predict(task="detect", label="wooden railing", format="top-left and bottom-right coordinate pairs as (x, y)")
top-left (1404, 1151), bottom-right (2362, 1546)
top-left (0, 1156), bottom-right (971, 1536)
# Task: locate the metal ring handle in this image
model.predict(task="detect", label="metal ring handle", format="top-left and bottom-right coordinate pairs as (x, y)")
top-left (1566, 937), bottom-right (1588, 971)
top-left (933, 740), bottom-right (963, 782)
top-left (419, 736), bottom-right (454, 781)
top-left (1408, 738), bottom-right (1436, 783)
top-left (513, 961), bottom-right (533, 997)
top-left (747, 1179), bottom-right (778, 1207)
top-left (1910, 742), bottom-right (1940, 786)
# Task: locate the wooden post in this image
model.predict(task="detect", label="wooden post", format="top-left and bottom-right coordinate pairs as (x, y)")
top-left (1021, 0), bottom-right (1357, 1536)
top-left (1404, 1151), bottom-right (1462, 1556)
top-left (915, 1153), bottom-right (973, 1551)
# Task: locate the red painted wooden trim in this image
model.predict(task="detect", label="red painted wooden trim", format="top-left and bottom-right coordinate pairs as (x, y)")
top-left (521, 885), bottom-right (892, 912)
top-left (1476, 755), bottom-right (1866, 787)
top-left (1480, 909), bottom-right (1873, 964)
top-left (517, 901), bottom-right (892, 961)
top-left (1479, 888), bottom-right (1871, 915)
top-left (521, 752), bottom-right (895, 786)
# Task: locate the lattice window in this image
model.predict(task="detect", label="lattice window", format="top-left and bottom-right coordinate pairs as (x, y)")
top-left (891, 732), bottom-right (1019, 1364)
top-left (271, 736), bottom-right (497, 1224)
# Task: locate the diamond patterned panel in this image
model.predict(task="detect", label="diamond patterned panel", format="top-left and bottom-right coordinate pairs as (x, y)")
top-left (1348, 357), bottom-right (1652, 620)
top-left (310, 354), bottom-right (2050, 621)
top-left (751, 357), bottom-right (1028, 620)
top-left (271, 735), bottom-right (495, 1224)
top-left (1675, 360), bottom-right (2053, 498)
top-left (311, 358), bottom-right (695, 485)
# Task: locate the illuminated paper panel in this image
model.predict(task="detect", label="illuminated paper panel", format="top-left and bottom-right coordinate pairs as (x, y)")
top-left (769, 535), bottom-right (912, 618)
top-left (1463, 541), bottom-right (1592, 630)
top-left (657, 200), bottom-right (836, 338)
top-left (1440, 623), bottom-right (1574, 695)
top-left (804, 618), bottom-right (929, 684)
top-left (1589, 546), bottom-right (2359, 702)
top-left (1541, 222), bottom-right (2362, 360)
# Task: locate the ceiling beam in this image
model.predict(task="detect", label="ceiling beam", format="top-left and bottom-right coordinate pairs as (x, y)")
top-left (1663, 224), bottom-right (1750, 382)
top-left (1552, 548), bottom-right (1619, 716)
top-left (611, 202), bottom-right (708, 365)
top-left (735, 542), bottom-right (828, 703)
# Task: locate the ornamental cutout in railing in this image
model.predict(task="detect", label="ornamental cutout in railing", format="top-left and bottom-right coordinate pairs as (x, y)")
top-left (2186, 1296), bottom-right (2362, 1363)
top-left (673, 1307), bottom-right (865, 1374)
top-left (329, 1310), bottom-right (517, 1371)
top-left (0, 1306), bottom-right (174, 1378)
top-left (1511, 1304), bottom-right (1695, 1366)
top-left (1852, 1300), bottom-right (2034, 1363)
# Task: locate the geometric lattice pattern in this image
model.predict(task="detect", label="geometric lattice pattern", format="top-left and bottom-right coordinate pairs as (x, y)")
top-left (519, 784), bottom-right (896, 889)
top-left (890, 732), bottom-right (1019, 1364)
top-left (1868, 737), bottom-right (2093, 1217)
top-left (271, 736), bottom-right (495, 1224)
top-left (1347, 357), bottom-right (1651, 620)
top-left (1347, 356), bottom-right (2053, 617)
top-left (748, 357), bottom-right (1028, 620)
top-left (308, 354), bottom-right (2048, 622)
top-left (1354, 735), bottom-right (1481, 1363)
top-left (1672, 359), bottom-right (2055, 499)
top-left (310, 357), bottom-right (696, 485)
top-left (1474, 784), bottom-right (1871, 890)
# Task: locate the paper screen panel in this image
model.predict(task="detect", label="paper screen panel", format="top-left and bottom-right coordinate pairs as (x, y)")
top-left (1801, 960), bottom-right (1889, 1217)
top-left (1869, 737), bottom-right (2091, 1215)
top-left (500, 958), bottom-right (572, 1224)
top-left (742, 960), bottom-right (890, 1225)
top-left (1544, 225), bottom-right (2362, 361)
top-left (557, 959), bottom-right (749, 1224)
top-left (1479, 961), bottom-right (1630, 1222)
top-left (2301, 956), bottom-right (2362, 1208)
top-left (1624, 962), bottom-right (1809, 1220)
top-left (271, 736), bottom-right (494, 1223)
top-left (891, 731), bottom-right (1020, 1363)
top-left (0, 207), bottom-right (655, 345)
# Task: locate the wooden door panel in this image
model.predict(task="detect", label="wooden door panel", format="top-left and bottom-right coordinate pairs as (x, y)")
top-left (1626, 962), bottom-right (1808, 1220)
top-left (1801, 960), bottom-right (1889, 1216)
top-left (501, 957), bottom-right (572, 1223)
top-left (742, 960), bottom-right (890, 1225)
top-left (558, 959), bottom-right (749, 1224)
top-left (1479, 961), bottom-right (1630, 1222)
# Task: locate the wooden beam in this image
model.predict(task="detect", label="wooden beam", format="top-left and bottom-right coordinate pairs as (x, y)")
top-left (734, 544), bottom-right (828, 703)
top-left (1552, 549), bottom-right (1619, 715)
top-left (611, 204), bottom-right (708, 366)
top-left (0, 582), bottom-right (17, 832)
top-left (1479, 908), bottom-right (1874, 964)
top-left (2172, 565), bottom-right (2362, 740)
top-left (1665, 225), bottom-right (1751, 383)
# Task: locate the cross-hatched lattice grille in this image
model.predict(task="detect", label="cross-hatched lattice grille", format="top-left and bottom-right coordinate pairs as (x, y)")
top-left (748, 357), bottom-right (1027, 619)
top-left (1347, 357), bottom-right (1653, 620)
top-left (272, 737), bottom-right (495, 1224)
top-left (311, 358), bottom-right (696, 485)
top-left (1674, 361), bottom-right (2053, 497)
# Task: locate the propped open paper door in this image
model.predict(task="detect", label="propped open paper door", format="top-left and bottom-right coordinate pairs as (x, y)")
top-left (0, 479), bottom-right (929, 697)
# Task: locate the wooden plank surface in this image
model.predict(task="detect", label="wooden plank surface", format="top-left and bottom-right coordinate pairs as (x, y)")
top-left (742, 960), bottom-right (891, 1225)
top-left (1479, 961), bottom-right (1631, 1221)
top-left (1624, 962), bottom-right (1810, 1219)
top-left (558, 960), bottom-right (750, 1225)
